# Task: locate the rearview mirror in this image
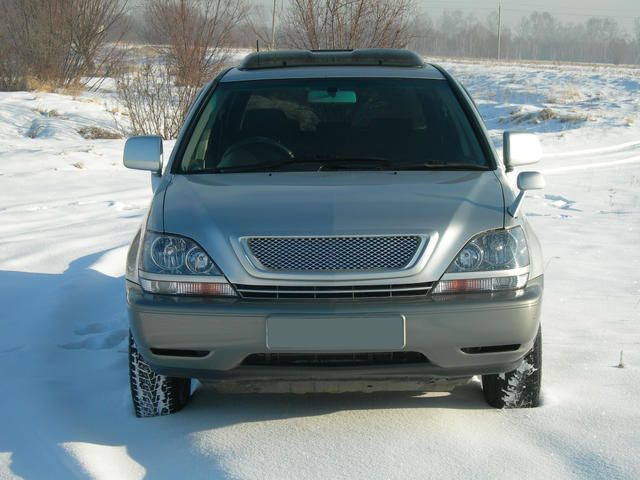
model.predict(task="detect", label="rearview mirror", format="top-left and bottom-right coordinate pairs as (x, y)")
top-left (308, 89), bottom-right (357, 104)
top-left (123, 135), bottom-right (163, 173)
top-left (509, 171), bottom-right (545, 218)
top-left (503, 132), bottom-right (542, 172)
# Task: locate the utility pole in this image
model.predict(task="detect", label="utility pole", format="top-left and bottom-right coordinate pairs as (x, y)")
top-left (271, 0), bottom-right (277, 50)
top-left (497, 1), bottom-right (502, 60)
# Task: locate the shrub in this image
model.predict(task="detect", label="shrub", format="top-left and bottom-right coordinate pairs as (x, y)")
top-left (78, 126), bottom-right (123, 140)
top-left (117, 63), bottom-right (200, 139)
top-left (0, 43), bottom-right (26, 90)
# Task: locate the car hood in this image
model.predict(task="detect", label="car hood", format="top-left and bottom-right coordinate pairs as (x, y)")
top-left (161, 171), bottom-right (505, 283)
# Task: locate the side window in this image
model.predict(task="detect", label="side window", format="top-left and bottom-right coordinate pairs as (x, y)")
top-left (461, 84), bottom-right (480, 112)
top-left (417, 83), bottom-right (485, 164)
top-left (181, 95), bottom-right (219, 171)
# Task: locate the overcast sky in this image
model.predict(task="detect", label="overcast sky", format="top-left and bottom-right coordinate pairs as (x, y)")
top-left (258, 0), bottom-right (640, 32)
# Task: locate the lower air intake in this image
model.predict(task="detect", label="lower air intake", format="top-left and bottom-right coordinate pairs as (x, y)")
top-left (242, 352), bottom-right (429, 367)
top-left (150, 348), bottom-right (209, 358)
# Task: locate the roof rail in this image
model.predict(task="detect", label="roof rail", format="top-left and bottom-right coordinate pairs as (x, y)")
top-left (239, 49), bottom-right (425, 70)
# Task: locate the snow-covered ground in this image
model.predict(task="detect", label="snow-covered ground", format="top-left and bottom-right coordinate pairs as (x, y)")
top-left (1, 59), bottom-right (639, 479)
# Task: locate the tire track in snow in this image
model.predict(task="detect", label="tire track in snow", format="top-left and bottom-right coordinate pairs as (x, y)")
top-left (541, 155), bottom-right (640, 174)
top-left (542, 139), bottom-right (640, 159)
top-left (539, 140), bottom-right (640, 175)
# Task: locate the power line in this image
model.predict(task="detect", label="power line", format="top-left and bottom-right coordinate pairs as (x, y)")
top-left (271, 0), bottom-right (277, 50)
top-left (497, 1), bottom-right (502, 59)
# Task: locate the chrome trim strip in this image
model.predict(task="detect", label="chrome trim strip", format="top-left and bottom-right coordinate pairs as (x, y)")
top-left (440, 266), bottom-right (530, 280)
top-left (235, 282), bottom-right (433, 299)
top-left (236, 286), bottom-right (432, 294)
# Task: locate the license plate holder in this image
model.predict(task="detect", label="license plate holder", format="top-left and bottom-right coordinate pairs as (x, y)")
top-left (266, 314), bottom-right (406, 351)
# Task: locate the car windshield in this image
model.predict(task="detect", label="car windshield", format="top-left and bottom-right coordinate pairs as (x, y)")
top-left (178, 77), bottom-right (490, 173)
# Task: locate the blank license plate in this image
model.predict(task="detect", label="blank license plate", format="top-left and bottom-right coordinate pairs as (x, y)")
top-left (266, 314), bottom-right (406, 350)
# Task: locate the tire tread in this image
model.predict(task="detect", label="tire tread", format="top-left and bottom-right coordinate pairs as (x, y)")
top-left (129, 332), bottom-right (191, 417)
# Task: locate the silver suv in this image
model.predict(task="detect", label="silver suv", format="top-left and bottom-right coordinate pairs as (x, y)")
top-left (124, 49), bottom-right (545, 417)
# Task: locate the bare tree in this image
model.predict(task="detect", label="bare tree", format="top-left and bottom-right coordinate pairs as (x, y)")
top-left (0, 0), bottom-right (127, 89)
top-left (117, 63), bottom-right (198, 139)
top-left (68, 0), bottom-right (128, 80)
top-left (245, 2), bottom-right (278, 50)
top-left (0, 14), bottom-right (24, 89)
top-left (146, 0), bottom-right (248, 87)
top-left (282, 0), bottom-right (416, 50)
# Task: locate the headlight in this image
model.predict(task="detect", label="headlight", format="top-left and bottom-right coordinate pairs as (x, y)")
top-left (433, 227), bottom-right (529, 294)
top-left (142, 232), bottom-right (221, 275)
top-left (139, 231), bottom-right (237, 296)
top-left (447, 227), bottom-right (529, 273)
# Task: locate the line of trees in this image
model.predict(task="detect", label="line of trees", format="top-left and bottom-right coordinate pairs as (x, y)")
top-left (3, 0), bottom-right (640, 92)
top-left (241, 5), bottom-right (640, 65)
top-left (409, 10), bottom-right (640, 65)
top-left (3, 0), bottom-right (640, 137)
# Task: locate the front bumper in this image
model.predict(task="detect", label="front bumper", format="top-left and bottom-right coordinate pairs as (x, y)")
top-left (127, 276), bottom-right (543, 382)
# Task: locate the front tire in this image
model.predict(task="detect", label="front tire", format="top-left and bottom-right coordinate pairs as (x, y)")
top-left (482, 327), bottom-right (542, 408)
top-left (128, 332), bottom-right (191, 417)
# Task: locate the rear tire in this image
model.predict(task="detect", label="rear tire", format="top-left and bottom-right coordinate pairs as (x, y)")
top-left (482, 327), bottom-right (542, 408)
top-left (129, 332), bottom-right (191, 417)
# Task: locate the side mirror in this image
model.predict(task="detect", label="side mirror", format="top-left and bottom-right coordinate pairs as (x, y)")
top-left (509, 171), bottom-right (545, 218)
top-left (503, 132), bottom-right (542, 172)
top-left (123, 135), bottom-right (163, 173)
top-left (517, 171), bottom-right (545, 191)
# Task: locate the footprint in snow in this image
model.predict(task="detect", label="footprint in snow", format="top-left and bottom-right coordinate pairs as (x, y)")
top-left (69, 200), bottom-right (138, 211)
top-left (24, 205), bottom-right (49, 212)
top-left (74, 322), bottom-right (112, 336)
top-left (544, 194), bottom-right (581, 211)
top-left (598, 209), bottom-right (632, 215)
top-left (111, 201), bottom-right (139, 211)
top-left (59, 329), bottom-right (128, 351)
top-left (0, 346), bottom-right (24, 354)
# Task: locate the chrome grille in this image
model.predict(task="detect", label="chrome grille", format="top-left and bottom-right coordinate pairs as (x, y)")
top-left (247, 236), bottom-right (423, 272)
top-left (235, 282), bottom-right (433, 300)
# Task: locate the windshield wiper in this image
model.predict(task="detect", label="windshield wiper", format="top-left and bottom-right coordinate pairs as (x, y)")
top-left (196, 159), bottom-right (488, 174)
top-left (393, 162), bottom-right (490, 171)
top-left (204, 156), bottom-right (392, 173)
top-left (204, 159), bottom-right (307, 173)
top-left (314, 156), bottom-right (392, 171)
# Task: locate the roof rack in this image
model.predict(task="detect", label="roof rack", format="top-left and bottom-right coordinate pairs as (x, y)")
top-left (239, 49), bottom-right (425, 70)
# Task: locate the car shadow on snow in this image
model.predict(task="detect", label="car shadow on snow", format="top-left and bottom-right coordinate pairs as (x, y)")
top-left (0, 250), bottom-right (493, 480)
top-left (188, 382), bottom-right (490, 420)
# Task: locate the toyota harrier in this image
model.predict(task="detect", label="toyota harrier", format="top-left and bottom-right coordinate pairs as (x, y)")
top-left (124, 49), bottom-right (545, 417)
